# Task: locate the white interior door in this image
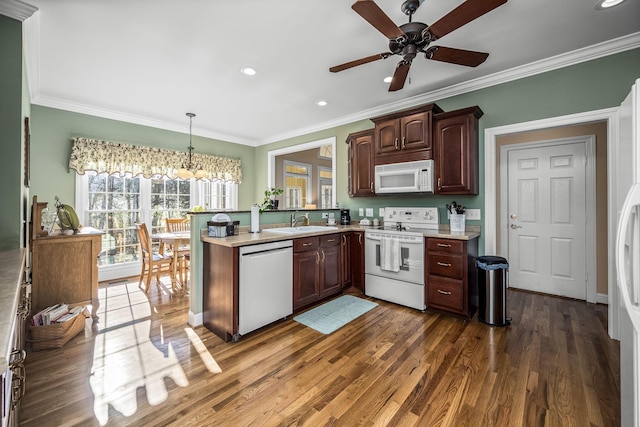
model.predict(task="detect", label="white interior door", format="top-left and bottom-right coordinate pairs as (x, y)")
top-left (507, 141), bottom-right (587, 299)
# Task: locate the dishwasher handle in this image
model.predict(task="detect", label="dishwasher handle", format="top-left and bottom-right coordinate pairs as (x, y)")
top-left (239, 240), bottom-right (293, 256)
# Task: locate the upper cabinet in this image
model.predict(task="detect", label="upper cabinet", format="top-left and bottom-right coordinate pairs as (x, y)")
top-left (371, 103), bottom-right (443, 165)
top-left (346, 129), bottom-right (375, 197)
top-left (434, 106), bottom-right (483, 195)
top-left (345, 103), bottom-right (483, 198)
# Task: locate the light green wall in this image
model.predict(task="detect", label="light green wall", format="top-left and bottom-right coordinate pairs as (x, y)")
top-left (29, 106), bottom-right (257, 209)
top-left (0, 15), bottom-right (24, 250)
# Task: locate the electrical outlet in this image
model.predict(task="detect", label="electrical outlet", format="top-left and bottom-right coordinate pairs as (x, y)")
top-left (329, 212), bottom-right (335, 219)
top-left (322, 212), bottom-right (329, 219)
top-left (379, 208), bottom-right (385, 217)
top-left (359, 208), bottom-right (364, 216)
top-left (466, 209), bottom-right (481, 220)
top-left (366, 208), bottom-right (374, 217)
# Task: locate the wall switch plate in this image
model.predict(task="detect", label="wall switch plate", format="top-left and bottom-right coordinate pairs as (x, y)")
top-left (466, 209), bottom-right (481, 220)
top-left (366, 208), bottom-right (374, 217)
top-left (322, 212), bottom-right (329, 219)
top-left (379, 208), bottom-right (385, 217)
top-left (359, 208), bottom-right (364, 216)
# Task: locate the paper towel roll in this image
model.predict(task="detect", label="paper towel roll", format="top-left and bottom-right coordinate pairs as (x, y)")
top-left (250, 204), bottom-right (260, 233)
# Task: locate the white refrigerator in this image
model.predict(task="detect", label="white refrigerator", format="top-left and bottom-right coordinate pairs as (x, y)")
top-left (616, 78), bottom-right (640, 426)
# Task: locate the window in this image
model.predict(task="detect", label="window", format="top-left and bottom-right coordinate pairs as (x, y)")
top-left (283, 161), bottom-right (311, 209)
top-left (318, 167), bottom-right (333, 209)
top-left (77, 172), bottom-right (237, 280)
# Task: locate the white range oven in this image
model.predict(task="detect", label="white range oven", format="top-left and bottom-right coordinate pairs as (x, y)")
top-left (365, 207), bottom-right (439, 310)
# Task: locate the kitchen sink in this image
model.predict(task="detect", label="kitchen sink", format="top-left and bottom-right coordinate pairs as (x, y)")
top-left (263, 225), bottom-right (339, 234)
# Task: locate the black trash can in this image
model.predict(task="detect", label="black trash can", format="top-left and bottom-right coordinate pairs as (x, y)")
top-left (477, 256), bottom-right (510, 326)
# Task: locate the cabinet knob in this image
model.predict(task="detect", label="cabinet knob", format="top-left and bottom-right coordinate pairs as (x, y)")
top-left (303, 242), bottom-right (312, 247)
top-left (327, 239), bottom-right (336, 243)
top-left (437, 177), bottom-right (442, 191)
top-left (394, 138), bottom-right (399, 150)
top-left (437, 262), bottom-right (452, 267)
top-left (437, 289), bottom-right (452, 295)
top-left (437, 243), bottom-right (451, 248)
top-left (401, 137), bottom-right (406, 149)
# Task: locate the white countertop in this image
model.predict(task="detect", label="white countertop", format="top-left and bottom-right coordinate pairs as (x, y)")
top-left (0, 248), bottom-right (26, 372)
top-left (201, 224), bottom-right (480, 247)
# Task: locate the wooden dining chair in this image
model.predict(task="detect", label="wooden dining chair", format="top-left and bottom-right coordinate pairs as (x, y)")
top-left (165, 218), bottom-right (191, 287)
top-left (135, 223), bottom-right (174, 293)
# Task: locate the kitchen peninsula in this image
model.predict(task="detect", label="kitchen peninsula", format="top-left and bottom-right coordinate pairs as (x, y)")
top-left (200, 223), bottom-right (479, 342)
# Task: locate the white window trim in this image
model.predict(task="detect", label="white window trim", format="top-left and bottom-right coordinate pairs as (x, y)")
top-left (283, 160), bottom-right (312, 208)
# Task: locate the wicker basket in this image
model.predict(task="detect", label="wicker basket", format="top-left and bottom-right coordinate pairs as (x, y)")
top-left (28, 308), bottom-right (89, 351)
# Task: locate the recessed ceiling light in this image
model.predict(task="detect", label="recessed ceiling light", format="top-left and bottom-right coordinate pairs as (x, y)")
top-left (595, 0), bottom-right (626, 9)
top-left (383, 76), bottom-right (393, 83)
top-left (240, 66), bottom-right (257, 76)
top-left (316, 100), bottom-right (328, 107)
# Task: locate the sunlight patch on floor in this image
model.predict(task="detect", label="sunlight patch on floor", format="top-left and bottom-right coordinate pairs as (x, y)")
top-left (185, 327), bottom-right (222, 373)
top-left (91, 278), bottom-right (189, 426)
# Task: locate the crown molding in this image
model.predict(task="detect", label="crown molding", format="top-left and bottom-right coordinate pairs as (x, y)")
top-left (0, 0), bottom-right (37, 21)
top-left (24, 22), bottom-right (640, 147)
top-left (258, 31), bottom-right (640, 145)
top-left (30, 94), bottom-right (258, 147)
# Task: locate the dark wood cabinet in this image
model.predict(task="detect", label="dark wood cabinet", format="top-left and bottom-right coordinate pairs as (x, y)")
top-left (319, 234), bottom-right (341, 298)
top-left (341, 232), bottom-right (351, 288)
top-left (371, 103), bottom-right (443, 165)
top-left (433, 106), bottom-right (483, 195)
top-left (350, 231), bottom-right (365, 292)
top-left (293, 234), bottom-right (342, 310)
top-left (202, 243), bottom-right (239, 342)
top-left (425, 237), bottom-right (478, 319)
top-left (346, 130), bottom-right (375, 197)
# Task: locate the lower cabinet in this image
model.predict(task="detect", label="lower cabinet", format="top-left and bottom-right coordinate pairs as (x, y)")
top-left (351, 231), bottom-right (365, 292)
top-left (425, 237), bottom-right (478, 318)
top-left (1, 249), bottom-right (29, 427)
top-left (293, 234), bottom-right (342, 310)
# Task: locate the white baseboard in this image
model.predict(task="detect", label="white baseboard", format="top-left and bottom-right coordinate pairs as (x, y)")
top-left (596, 293), bottom-right (609, 305)
top-left (189, 310), bottom-right (203, 327)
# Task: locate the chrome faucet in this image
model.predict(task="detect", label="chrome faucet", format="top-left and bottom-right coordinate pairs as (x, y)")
top-left (291, 211), bottom-right (309, 227)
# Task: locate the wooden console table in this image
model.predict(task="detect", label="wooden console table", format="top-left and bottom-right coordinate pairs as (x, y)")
top-left (30, 229), bottom-right (103, 318)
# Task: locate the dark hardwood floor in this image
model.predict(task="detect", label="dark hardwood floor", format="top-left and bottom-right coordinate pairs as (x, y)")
top-left (19, 276), bottom-right (620, 426)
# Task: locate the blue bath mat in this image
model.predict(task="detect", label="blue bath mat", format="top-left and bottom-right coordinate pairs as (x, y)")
top-left (293, 295), bottom-right (378, 334)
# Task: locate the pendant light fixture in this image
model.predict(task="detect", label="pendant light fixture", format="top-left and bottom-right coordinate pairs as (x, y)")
top-left (176, 112), bottom-right (207, 180)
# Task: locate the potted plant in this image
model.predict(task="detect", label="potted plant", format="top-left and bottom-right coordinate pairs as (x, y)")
top-left (261, 187), bottom-right (284, 211)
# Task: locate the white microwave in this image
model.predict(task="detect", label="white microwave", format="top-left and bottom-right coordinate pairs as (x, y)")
top-left (374, 159), bottom-right (434, 194)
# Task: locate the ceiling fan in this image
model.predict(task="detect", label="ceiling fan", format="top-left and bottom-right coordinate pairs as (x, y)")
top-left (330, 0), bottom-right (508, 91)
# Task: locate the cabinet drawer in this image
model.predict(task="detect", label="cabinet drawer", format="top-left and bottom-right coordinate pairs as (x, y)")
top-left (427, 276), bottom-right (464, 313)
top-left (294, 236), bottom-right (319, 252)
top-left (320, 234), bottom-right (341, 247)
top-left (427, 253), bottom-right (464, 279)
top-left (427, 238), bottom-right (464, 254)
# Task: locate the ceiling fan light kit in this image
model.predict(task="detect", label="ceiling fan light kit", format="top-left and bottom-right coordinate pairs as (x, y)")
top-left (330, 0), bottom-right (508, 91)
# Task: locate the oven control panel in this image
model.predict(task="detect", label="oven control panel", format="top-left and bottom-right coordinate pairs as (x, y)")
top-left (383, 207), bottom-right (439, 229)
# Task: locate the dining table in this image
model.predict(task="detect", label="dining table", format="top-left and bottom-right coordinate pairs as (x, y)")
top-left (151, 231), bottom-right (190, 291)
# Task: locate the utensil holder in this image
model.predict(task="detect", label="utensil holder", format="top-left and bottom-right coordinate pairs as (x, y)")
top-left (450, 213), bottom-right (466, 232)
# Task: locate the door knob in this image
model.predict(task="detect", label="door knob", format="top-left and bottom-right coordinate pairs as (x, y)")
top-left (510, 214), bottom-right (517, 219)
top-left (510, 224), bottom-right (522, 229)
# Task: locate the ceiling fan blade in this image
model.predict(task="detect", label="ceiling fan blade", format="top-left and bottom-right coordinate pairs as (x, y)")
top-left (389, 61), bottom-right (411, 92)
top-left (428, 0), bottom-right (507, 40)
top-left (330, 53), bottom-right (391, 73)
top-left (352, 0), bottom-right (405, 39)
top-left (426, 46), bottom-right (489, 67)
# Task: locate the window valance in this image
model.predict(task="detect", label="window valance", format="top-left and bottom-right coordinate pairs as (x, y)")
top-left (68, 137), bottom-right (242, 183)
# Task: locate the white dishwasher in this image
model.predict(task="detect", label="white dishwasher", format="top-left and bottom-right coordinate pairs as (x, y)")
top-left (238, 240), bottom-right (293, 336)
